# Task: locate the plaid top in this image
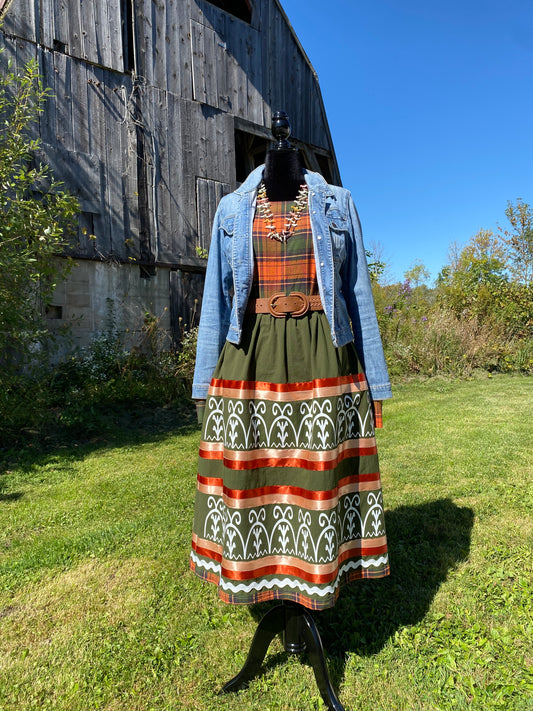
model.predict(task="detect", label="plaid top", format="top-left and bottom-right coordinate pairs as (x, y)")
top-left (251, 199), bottom-right (318, 298)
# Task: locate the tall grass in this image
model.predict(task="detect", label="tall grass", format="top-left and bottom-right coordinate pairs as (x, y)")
top-left (383, 309), bottom-right (517, 378)
top-left (374, 279), bottom-right (533, 378)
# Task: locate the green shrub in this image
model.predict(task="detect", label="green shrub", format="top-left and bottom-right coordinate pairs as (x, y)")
top-left (0, 51), bottom-right (79, 371)
top-left (0, 324), bottom-right (199, 449)
top-left (374, 273), bottom-right (532, 378)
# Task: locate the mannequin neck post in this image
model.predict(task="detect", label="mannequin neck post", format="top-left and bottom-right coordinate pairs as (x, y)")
top-left (263, 149), bottom-right (305, 201)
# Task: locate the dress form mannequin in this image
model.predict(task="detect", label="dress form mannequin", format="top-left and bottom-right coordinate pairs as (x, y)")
top-left (219, 111), bottom-right (345, 711)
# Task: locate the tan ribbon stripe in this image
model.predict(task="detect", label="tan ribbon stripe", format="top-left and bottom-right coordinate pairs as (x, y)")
top-left (207, 380), bottom-right (368, 402)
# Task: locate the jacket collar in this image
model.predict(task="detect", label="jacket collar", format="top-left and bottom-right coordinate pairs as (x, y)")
top-left (234, 164), bottom-right (335, 196)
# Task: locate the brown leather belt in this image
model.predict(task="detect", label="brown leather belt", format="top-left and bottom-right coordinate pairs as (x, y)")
top-left (246, 291), bottom-right (323, 318)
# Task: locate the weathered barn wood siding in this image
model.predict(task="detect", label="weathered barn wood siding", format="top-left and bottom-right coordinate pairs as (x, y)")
top-left (1, 0), bottom-right (340, 346)
top-left (3, 0), bottom-right (126, 71)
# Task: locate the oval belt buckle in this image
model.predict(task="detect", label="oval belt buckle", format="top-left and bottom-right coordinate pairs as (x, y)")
top-left (268, 291), bottom-right (310, 318)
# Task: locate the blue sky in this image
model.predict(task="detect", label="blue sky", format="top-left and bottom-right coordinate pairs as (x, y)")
top-left (281, 0), bottom-right (533, 283)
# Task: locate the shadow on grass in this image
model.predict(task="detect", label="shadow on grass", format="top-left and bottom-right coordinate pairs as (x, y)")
top-left (0, 492), bottom-right (24, 502)
top-left (0, 399), bottom-right (199, 477)
top-left (243, 499), bottom-right (474, 694)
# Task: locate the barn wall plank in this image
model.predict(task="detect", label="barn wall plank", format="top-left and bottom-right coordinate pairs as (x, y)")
top-left (103, 70), bottom-right (130, 258)
top-left (154, 86), bottom-right (172, 262)
top-left (124, 76), bottom-right (140, 260)
top-left (66, 0), bottom-right (83, 58)
top-left (80, 0), bottom-right (98, 63)
top-left (70, 57), bottom-right (90, 154)
top-left (138, 0), bottom-right (155, 86)
top-left (165, 92), bottom-right (188, 260)
top-left (54, 0), bottom-right (70, 49)
top-left (94, 0), bottom-right (110, 68)
top-left (165, 1), bottom-right (183, 96)
top-left (108, 0), bottom-right (124, 71)
top-left (85, 62), bottom-right (108, 255)
top-left (53, 51), bottom-right (75, 151)
top-left (38, 0), bottom-right (54, 47)
top-left (2, 0), bottom-right (38, 41)
top-left (152, 0), bottom-right (167, 90)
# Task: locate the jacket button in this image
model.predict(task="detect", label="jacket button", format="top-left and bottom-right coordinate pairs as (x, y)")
top-left (320, 262), bottom-right (324, 266)
top-left (317, 235), bottom-right (322, 240)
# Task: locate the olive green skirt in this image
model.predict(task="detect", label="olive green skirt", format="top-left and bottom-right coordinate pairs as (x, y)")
top-left (190, 312), bottom-right (389, 610)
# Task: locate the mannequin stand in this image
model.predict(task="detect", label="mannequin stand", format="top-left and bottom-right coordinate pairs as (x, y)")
top-left (220, 601), bottom-right (345, 711)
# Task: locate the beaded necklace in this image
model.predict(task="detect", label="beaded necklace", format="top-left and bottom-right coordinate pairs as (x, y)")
top-left (256, 181), bottom-right (308, 243)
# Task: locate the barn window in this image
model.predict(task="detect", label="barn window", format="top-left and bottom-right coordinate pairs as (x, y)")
top-left (122, 0), bottom-right (135, 72)
top-left (205, 0), bottom-right (253, 24)
top-left (234, 129), bottom-right (269, 184)
top-left (45, 305), bottom-right (63, 320)
top-left (139, 264), bottom-right (156, 279)
top-left (315, 153), bottom-right (333, 185)
top-left (190, 20), bottom-right (227, 108)
top-left (53, 39), bottom-right (68, 54)
top-left (196, 178), bottom-right (230, 250)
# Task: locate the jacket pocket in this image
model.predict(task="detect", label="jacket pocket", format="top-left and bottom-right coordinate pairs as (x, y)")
top-left (326, 214), bottom-right (348, 266)
top-left (220, 215), bottom-right (236, 264)
top-left (221, 215), bottom-right (236, 236)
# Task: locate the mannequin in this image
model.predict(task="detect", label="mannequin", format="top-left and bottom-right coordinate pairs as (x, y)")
top-left (190, 111), bottom-right (391, 711)
top-left (219, 113), bottom-right (345, 710)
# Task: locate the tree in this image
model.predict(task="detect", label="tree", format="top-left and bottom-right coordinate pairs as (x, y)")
top-left (365, 240), bottom-right (393, 285)
top-left (437, 229), bottom-right (508, 319)
top-left (446, 230), bottom-right (507, 289)
top-left (404, 260), bottom-right (430, 288)
top-left (498, 198), bottom-right (533, 285)
top-left (0, 49), bottom-right (79, 369)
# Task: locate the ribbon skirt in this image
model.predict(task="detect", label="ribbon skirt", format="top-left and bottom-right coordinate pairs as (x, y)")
top-left (190, 312), bottom-right (389, 610)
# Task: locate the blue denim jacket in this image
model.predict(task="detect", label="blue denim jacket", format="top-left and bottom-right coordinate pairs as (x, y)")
top-left (192, 166), bottom-right (392, 401)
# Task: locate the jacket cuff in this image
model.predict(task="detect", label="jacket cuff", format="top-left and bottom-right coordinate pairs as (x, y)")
top-left (192, 384), bottom-right (210, 400)
top-left (369, 383), bottom-right (393, 400)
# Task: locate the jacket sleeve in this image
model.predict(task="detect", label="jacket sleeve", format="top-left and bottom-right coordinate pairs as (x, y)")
top-left (341, 192), bottom-right (392, 400)
top-left (192, 201), bottom-right (234, 400)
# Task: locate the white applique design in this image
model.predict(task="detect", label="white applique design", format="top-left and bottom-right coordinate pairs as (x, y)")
top-left (202, 491), bottom-right (385, 563)
top-left (203, 392), bottom-right (374, 450)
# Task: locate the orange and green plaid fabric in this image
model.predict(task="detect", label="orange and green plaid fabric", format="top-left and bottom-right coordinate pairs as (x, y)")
top-left (251, 199), bottom-right (319, 299)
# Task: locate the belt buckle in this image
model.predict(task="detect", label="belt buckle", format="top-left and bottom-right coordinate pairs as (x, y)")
top-left (268, 291), bottom-right (310, 318)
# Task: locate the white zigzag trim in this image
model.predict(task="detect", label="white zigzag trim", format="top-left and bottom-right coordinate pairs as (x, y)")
top-left (190, 552), bottom-right (389, 597)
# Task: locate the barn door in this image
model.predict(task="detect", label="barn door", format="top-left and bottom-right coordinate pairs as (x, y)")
top-left (169, 269), bottom-right (204, 347)
top-left (190, 19), bottom-right (228, 110)
top-left (196, 177), bottom-right (231, 251)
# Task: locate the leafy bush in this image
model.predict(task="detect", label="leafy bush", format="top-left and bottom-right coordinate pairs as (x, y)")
top-left (0, 323), bottom-right (199, 449)
top-left (374, 277), bottom-right (532, 378)
top-left (0, 50), bottom-right (79, 371)
top-left (384, 309), bottom-right (508, 377)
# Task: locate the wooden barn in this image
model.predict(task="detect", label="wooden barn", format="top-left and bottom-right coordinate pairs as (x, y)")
top-left (0, 0), bottom-right (340, 352)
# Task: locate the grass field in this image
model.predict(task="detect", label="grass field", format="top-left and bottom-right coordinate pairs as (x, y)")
top-left (0, 374), bottom-right (532, 710)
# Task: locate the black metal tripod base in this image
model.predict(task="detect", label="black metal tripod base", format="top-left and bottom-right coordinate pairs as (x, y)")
top-left (219, 601), bottom-right (344, 711)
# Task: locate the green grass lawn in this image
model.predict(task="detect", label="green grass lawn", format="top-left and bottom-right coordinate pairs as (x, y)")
top-left (0, 374), bottom-right (532, 710)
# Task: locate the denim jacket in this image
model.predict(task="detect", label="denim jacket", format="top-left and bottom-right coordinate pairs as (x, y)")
top-left (192, 165), bottom-right (392, 401)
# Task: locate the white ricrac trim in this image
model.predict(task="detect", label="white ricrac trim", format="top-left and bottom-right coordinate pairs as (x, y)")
top-left (190, 552), bottom-right (389, 597)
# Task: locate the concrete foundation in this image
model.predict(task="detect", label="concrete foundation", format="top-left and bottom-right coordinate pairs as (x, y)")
top-left (47, 259), bottom-right (172, 356)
